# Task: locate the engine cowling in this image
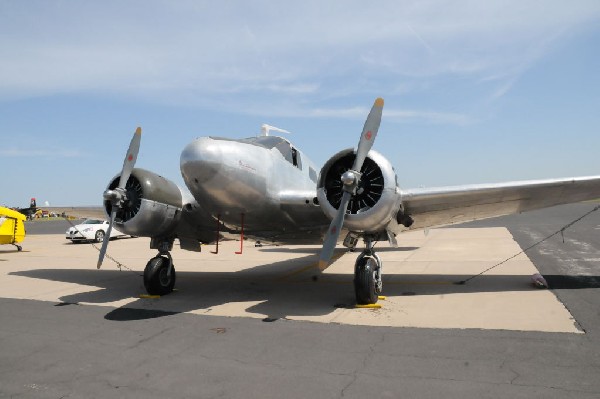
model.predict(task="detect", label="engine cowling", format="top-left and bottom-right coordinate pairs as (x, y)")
top-left (104, 168), bottom-right (183, 237)
top-left (317, 149), bottom-right (402, 233)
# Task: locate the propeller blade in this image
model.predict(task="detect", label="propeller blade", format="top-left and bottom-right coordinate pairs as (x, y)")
top-left (318, 98), bottom-right (384, 269)
top-left (97, 209), bottom-right (116, 269)
top-left (118, 127), bottom-right (142, 189)
top-left (352, 97), bottom-right (383, 172)
top-left (97, 127), bottom-right (142, 269)
top-left (318, 191), bottom-right (351, 270)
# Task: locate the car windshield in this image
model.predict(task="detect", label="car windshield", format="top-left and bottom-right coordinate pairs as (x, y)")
top-left (82, 219), bottom-right (103, 224)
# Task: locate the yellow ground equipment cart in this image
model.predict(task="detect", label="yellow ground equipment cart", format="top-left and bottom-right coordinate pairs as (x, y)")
top-left (0, 206), bottom-right (26, 251)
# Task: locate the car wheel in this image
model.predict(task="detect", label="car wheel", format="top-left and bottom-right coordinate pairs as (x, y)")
top-left (95, 230), bottom-right (105, 243)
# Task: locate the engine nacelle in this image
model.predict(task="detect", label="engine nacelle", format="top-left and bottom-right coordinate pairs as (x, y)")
top-left (104, 168), bottom-right (183, 237)
top-left (317, 149), bottom-right (402, 233)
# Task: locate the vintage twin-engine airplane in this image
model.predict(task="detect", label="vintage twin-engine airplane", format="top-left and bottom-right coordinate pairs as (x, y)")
top-left (97, 98), bottom-right (600, 304)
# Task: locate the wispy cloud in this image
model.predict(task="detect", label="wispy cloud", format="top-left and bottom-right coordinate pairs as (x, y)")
top-left (0, 1), bottom-right (599, 121)
top-left (231, 102), bottom-right (471, 125)
top-left (0, 147), bottom-right (86, 158)
top-left (385, 109), bottom-right (473, 126)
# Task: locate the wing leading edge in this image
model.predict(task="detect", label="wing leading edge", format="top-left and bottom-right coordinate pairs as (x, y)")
top-left (401, 175), bottom-right (600, 230)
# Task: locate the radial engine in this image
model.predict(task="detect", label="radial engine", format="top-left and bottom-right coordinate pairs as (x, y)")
top-left (103, 168), bottom-right (183, 237)
top-left (317, 149), bottom-right (403, 234)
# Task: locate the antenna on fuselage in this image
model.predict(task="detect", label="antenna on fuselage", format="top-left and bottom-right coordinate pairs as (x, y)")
top-left (260, 124), bottom-right (291, 136)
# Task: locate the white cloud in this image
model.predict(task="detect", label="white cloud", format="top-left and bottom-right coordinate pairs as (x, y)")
top-left (0, 147), bottom-right (85, 158)
top-left (232, 104), bottom-right (472, 126)
top-left (385, 109), bottom-right (473, 126)
top-left (0, 1), bottom-right (599, 117)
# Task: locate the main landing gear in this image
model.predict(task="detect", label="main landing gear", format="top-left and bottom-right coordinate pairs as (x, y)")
top-left (353, 237), bottom-right (383, 305)
top-left (144, 239), bottom-right (176, 296)
top-left (140, 236), bottom-right (384, 304)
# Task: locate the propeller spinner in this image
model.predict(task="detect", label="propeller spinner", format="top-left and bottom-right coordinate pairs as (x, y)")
top-left (318, 98), bottom-right (384, 270)
top-left (97, 127), bottom-right (141, 269)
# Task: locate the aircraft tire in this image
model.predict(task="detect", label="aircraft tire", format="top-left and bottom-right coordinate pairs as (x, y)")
top-left (95, 230), bottom-right (105, 243)
top-left (144, 256), bottom-right (176, 296)
top-left (354, 257), bottom-right (378, 305)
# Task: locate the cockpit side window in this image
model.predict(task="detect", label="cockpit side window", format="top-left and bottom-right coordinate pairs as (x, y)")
top-left (275, 142), bottom-right (302, 170)
top-left (309, 167), bottom-right (318, 183)
top-left (291, 148), bottom-right (302, 169)
top-left (275, 141), bottom-right (293, 163)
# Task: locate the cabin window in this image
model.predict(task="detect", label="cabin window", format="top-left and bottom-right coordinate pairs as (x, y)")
top-left (309, 167), bottom-right (318, 183)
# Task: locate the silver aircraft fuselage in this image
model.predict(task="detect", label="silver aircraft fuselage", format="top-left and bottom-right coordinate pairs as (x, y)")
top-left (180, 136), bottom-right (330, 241)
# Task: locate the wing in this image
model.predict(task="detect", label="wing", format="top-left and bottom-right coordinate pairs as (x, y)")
top-left (401, 175), bottom-right (600, 230)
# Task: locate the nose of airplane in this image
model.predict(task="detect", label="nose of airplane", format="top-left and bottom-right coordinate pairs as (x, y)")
top-left (180, 137), bottom-right (223, 185)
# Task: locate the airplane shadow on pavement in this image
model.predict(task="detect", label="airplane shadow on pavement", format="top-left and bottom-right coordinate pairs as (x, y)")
top-left (10, 255), bottom-right (600, 323)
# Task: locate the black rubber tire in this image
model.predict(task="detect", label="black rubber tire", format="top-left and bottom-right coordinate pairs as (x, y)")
top-left (354, 257), bottom-right (378, 305)
top-left (144, 256), bottom-right (176, 296)
top-left (94, 230), bottom-right (105, 243)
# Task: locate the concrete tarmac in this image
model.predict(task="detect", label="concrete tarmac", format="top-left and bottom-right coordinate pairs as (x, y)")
top-left (1, 203), bottom-right (600, 398)
top-left (23, 219), bottom-right (75, 235)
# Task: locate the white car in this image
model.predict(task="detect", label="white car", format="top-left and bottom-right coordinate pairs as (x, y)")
top-left (65, 219), bottom-right (126, 243)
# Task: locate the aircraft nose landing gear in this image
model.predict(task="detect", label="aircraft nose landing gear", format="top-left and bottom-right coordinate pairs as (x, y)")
top-left (354, 237), bottom-right (383, 305)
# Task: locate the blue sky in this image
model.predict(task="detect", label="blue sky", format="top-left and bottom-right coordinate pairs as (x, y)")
top-left (1, 1), bottom-right (599, 207)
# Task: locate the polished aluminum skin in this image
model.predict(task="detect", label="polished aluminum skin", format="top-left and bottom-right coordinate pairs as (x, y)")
top-left (402, 175), bottom-right (600, 230)
top-left (180, 136), bottom-right (330, 242)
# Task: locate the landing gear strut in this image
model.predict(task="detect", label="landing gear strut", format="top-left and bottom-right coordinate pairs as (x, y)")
top-left (353, 237), bottom-right (382, 305)
top-left (144, 239), bottom-right (176, 296)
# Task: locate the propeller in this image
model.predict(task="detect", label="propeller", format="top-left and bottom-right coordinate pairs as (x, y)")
top-left (318, 98), bottom-right (384, 270)
top-left (97, 127), bottom-right (141, 269)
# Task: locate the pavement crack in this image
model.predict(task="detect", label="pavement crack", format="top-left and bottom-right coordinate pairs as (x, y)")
top-left (340, 332), bottom-right (386, 398)
top-left (500, 360), bottom-right (520, 385)
top-left (127, 326), bottom-right (173, 350)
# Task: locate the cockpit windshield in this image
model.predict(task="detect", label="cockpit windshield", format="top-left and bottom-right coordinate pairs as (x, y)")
top-left (210, 136), bottom-right (302, 169)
